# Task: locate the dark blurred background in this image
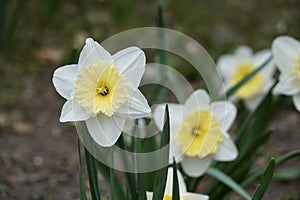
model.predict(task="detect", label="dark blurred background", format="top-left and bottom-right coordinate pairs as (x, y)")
top-left (0, 0), bottom-right (299, 199)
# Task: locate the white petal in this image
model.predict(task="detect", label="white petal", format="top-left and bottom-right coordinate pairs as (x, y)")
top-left (254, 49), bottom-right (276, 78)
top-left (60, 99), bottom-right (91, 122)
top-left (235, 45), bottom-right (253, 64)
top-left (261, 60), bottom-right (276, 80)
top-left (213, 132), bottom-right (238, 161)
top-left (181, 156), bottom-right (212, 177)
top-left (272, 75), bottom-right (300, 95)
top-left (217, 55), bottom-right (237, 78)
top-left (185, 89), bottom-right (210, 114)
top-left (169, 140), bottom-right (184, 164)
top-left (211, 101), bottom-right (237, 131)
top-left (292, 93), bottom-right (300, 112)
top-left (53, 64), bottom-right (78, 99)
top-left (244, 94), bottom-right (264, 111)
top-left (261, 77), bottom-right (275, 93)
top-left (253, 49), bottom-right (271, 66)
top-left (152, 103), bottom-right (183, 133)
top-left (164, 168), bottom-right (187, 195)
top-left (78, 38), bottom-right (113, 70)
top-left (272, 36), bottom-right (300, 74)
top-left (85, 114), bottom-right (125, 147)
top-left (116, 89), bottom-right (151, 119)
top-left (113, 47), bottom-right (146, 88)
top-left (146, 192), bottom-right (153, 200)
top-left (152, 104), bottom-right (185, 164)
top-left (181, 193), bottom-right (209, 200)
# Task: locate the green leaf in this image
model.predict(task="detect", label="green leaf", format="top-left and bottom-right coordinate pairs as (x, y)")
top-left (207, 168), bottom-right (251, 200)
top-left (235, 82), bottom-right (278, 144)
top-left (148, 5), bottom-right (168, 105)
top-left (252, 158), bottom-right (275, 200)
top-left (172, 159), bottom-right (180, 200)
top-left (109, 162), bottom-right (116, 200)
top-left (143, 134), bottom-right (159, 190)
top-left (118, 134), bottom-right (137, 199)
top-left (238, 130), bottom-right (272, 163)
top-left (243, 149), bottom-right (300, 184)
top-left (97, 161), bottom-right (125, 200)
top-left (84, 147), bottom-right (101, 200)
top-left (136, 137), bottom-right (146, 200)
top-left (77, 139), bottom-right (88, 200)
top-left (205, 130), bottom-right (272, 199)
top-left (273, 166), bottom-right (300, 181)
top-left (222, 55), bottom-right (272, 99)
top-left (152, 105), bottom-right (170, 200)
top-left (205, 84), bottom-right (281, 198)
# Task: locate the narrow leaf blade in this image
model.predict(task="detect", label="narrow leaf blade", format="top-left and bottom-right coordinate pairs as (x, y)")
top-left (207, 168), bottom-right (251, 200)
top-left (152, 105), bottom-right (170, 200)
top-left (84, 148), bottom-right (101, 200)
top-left (252, 158), bottom-right (275, 200)
top-left (77, 139), bottom-right (88, 200)
top-left (172, 159), bottom-right (180, 200)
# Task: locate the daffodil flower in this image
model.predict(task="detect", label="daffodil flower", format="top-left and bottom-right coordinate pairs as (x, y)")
top-left (146, 168), bottom-right (209, 200)
top-left (272, 36), bottom-right (300, 111)
top-left (53, 38), bottom-right (151, 147)
top-left (153, 89), bottom-right (238, 177)
top-left (217, 46), bottom-right (275, 110)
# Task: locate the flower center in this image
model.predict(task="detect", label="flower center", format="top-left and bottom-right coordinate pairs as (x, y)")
top-left (230, 62), bottom-right (263, 99)
top-left (177, 110), bottom-right (223, 158)
top-left (74, 61), bottom-right (127, 116)
top-left (97, 85), bottom-right (109, 96)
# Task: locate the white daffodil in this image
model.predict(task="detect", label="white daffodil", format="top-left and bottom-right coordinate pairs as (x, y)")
top-left (53, 38), bottom-right (151, 147)
top-left (217, 46), bottom-right (275, 110)
top-left (146, 168), bottom-right (209, 200)
top-left (272, 36), bottom-right (300, 111)
top-left (153, 89), bottom-right (238, 177)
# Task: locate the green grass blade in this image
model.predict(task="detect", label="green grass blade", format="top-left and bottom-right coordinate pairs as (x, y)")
top-left (221, 55), bottom-right (272, 100)
top-left (172, 159), bottom-right (180, 200)
top-left (207, 168), bottom-right (251, 200)
top-left (152, 105), bottom-right (170, 200)
top-left (251, 158), bottom-right (275, 200)
top-left (243, 149), bottom-right (300, 185)
top-left (77, 139), bottom-right (88, 200)
top-left (84, 148), bottom-right (101, 200)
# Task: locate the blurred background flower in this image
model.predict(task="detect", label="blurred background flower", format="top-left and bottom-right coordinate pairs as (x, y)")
top-left (272, 36), bottom-right (300, 111)
top-left (217, 45), bottom-right (275, 110)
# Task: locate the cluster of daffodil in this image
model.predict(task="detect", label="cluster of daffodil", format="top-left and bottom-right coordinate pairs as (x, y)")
top-left (218, 36), bottom-right (300, 111)
top-left (53, 35), bottom-right (300, 200)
